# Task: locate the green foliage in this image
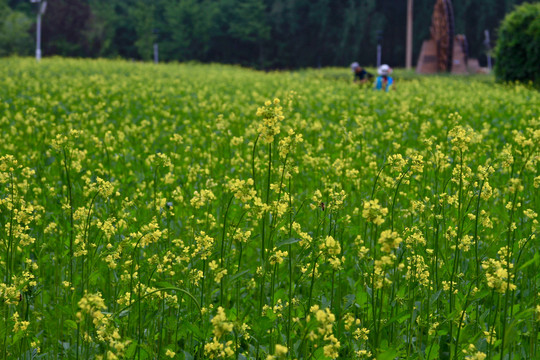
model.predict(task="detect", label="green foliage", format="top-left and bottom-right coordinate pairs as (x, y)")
top-left (494, 2), bottom-right (540, 86)
top-left (0, 3), bottom-right (32, 56)
top-left (40, 0), bottom-right (94, 57)
top-left (162, 0), bottom-right (216, 61)
top-left (130, 0), bottom-right (156, 61)
top-left (1, 0), bottom-right (531, 68)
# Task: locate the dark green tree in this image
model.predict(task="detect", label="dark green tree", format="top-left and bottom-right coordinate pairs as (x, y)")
top-left (86, 0), bottom-right (119, 57)
top-left (41, 0), bottom-right (93, 57)
top-left (219, 0), bottom-right (270, 66)
top-left (0, 0), bottom-right (532, 69)
top-left (495, 2), bottom-right (540, 85)
top-left (161, 0), bottom-right (216, 61)
top-left (0, 1), bottom-right (33, 56)
top-left (130, 0), bottom-right (156, 61)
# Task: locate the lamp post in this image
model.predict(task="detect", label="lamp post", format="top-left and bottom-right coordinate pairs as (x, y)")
top-left (376, 31), bottom-right (383, 68)
top-left (30, 0), bottom-right (47, 61)
top-left (153, 28), bottom-right (159, 64)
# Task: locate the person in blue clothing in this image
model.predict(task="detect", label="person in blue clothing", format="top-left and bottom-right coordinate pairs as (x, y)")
top-left (375, 64), bottom-right (394, 91)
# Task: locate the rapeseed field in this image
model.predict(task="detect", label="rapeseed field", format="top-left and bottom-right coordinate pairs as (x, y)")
top-left (0, 58), bottom-right (539, 359)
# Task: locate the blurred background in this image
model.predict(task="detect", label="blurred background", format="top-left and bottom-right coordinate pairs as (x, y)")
top-left (0, 0), bottom-right (528, 69)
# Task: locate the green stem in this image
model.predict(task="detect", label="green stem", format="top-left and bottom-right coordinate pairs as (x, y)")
top-left (454, 281), bottom-right (477, 359)
top-left (390, 167), bottom-right (410, 231)
top-left (157, 296), bottom-right (165, 357)
top-left (220, 195), bottom-right (234, 306)
top-left (63, 147), bottom-right (75, 285)
top-left (251, 134), bottom-right (260, 192)
top-left (287, 177), bottom-right (294, 355)
top-left (449, 149), bottom-right (464, 345)
top-left (487, 292), bottom-right (500, 359)
top-left (258, 142), bottom-right (273, 315)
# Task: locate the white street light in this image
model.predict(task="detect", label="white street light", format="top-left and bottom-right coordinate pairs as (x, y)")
top-left (153, 28), bottom-right (159, 64)
top-left (30, 0), bottom-right (47, 61)
top-left (376, 31), bottom-right (383, 68)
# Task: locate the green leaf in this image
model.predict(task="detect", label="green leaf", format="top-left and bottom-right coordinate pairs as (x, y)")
top-left (156, 281), bottom-right (174, 288)
top-left (183, 321), bottom-right (203, 339)
top-left (125, 342), bottom-right (138, 358)
top-left (513, 308), bottom-right (533, 320)
top-left (64, 320), bottom-right (77, 330)
top-left (356, 287), bottom-right (368, 305)
top-left (377, 348), bottom-right (398, 360)
top-left (518, 252), bottom-right (539, 271)
top-left (427, 343), bottom-right (440, 360)
top-left (139, 346), bottom-right (151, 360)
top-left (387, 309), bottom-right (410, 325)
top-left (430, 290), bottom-right (442, 305)
top-left (89, 271), bottom-right (101, 285)
top-left (276, 237), bottom-right (300, 247)
top-left (229, 270), bottom-right (249, 283)
top-left (252, 315), bottom-right (274, 333)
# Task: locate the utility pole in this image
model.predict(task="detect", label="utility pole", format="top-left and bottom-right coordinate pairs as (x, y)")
top-left (31, 0), bottom-right (47, 61)
top-left (406, 0), bottom-right (413, 69)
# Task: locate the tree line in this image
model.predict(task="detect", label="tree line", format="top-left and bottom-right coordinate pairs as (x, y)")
top-left (0, 0), bottom-right (528, 69)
